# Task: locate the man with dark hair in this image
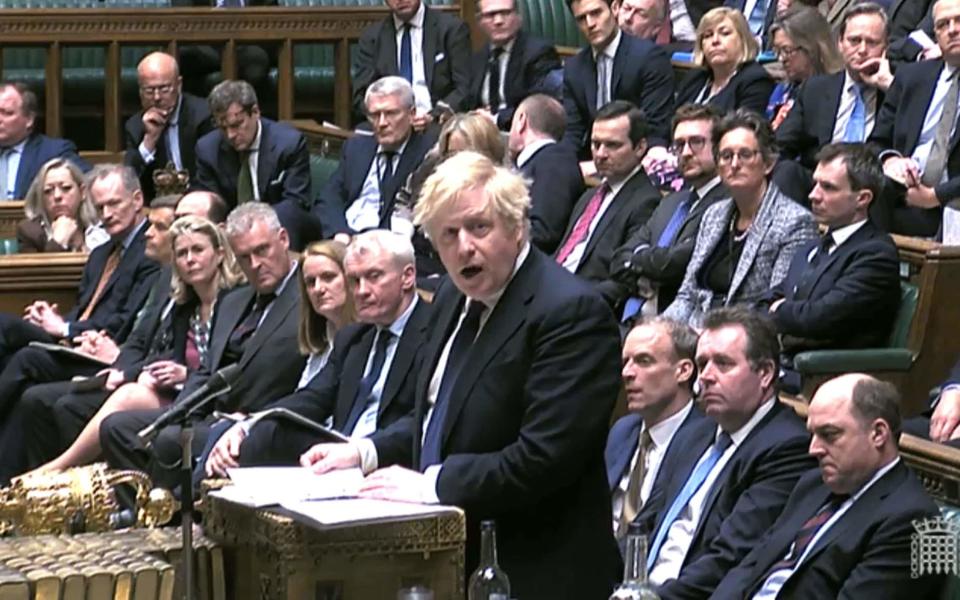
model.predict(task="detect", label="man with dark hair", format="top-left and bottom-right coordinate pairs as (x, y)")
top-left (606, 317), bottom-right (706, 540)
top-left (554, 100), bottom-right (660, 309)
top-left (637, 307), bottom-right (814, 598)
top-left (764, 142), bottom-right (900, 390)
top-left (193, 80), bottom-right (313, 250)
top-left (0, 82), bottom-right (90, 200)
top-left (612, 103), bottom-right (728, 319)
top-left (469, 0), bottom-right (561, 130)
top-left (713, 373), bottom-right (943, 598)
top-left (561, 0), bottom-right (674, 157)
top-left (508, 93), bottom-right (584, 254)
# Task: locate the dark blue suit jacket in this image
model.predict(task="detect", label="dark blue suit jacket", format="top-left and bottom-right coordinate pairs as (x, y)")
top-left (639, 400), bottom-right (815, 600)
top-left (722, 0), bottom-right (776, 45)
top-left (764, 220), bottom-right (901, 354)
top-left (562, 33), bottom-right (675, 153)
top-left (14, 133), bottom-right (90, 200)
top-left (520, 141), bottom-right (584, 255)
top-left (468, 31), bottom-right (561, 130)
top-left (675, 60), bottom-right (775, 117)
top-left (370, 248), bottom-right (623, 599)
top-left (711, 463), bottom-right (943, 599)
top-left (313, 129), bottom-right (435, 238)
top-left (193, 118), bottom-right (312, 248)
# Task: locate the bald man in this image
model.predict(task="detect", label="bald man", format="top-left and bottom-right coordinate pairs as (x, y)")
top-left (176, 190), bottom-right (228, 224)
top-left (124, 52), bottom-right (215, 202)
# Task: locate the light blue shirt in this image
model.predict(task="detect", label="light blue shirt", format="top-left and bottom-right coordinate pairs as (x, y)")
top-left (2, 138), bottom-right (26, 200)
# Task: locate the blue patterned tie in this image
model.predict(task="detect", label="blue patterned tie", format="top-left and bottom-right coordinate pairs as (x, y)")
top-left (747, 0), bottom-right (767, 36)
top-left (344, 328), bottom-right (393, 435)
top-left (647, 432), bottom-right (734, 570)
top-left (843, 85), bottom-right (866, 142)
top-left (399, 23), bottom-right (413, 83)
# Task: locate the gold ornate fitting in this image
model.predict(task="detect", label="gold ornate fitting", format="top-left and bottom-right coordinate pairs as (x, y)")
top-left (152, 162), bottom-right (191, 197)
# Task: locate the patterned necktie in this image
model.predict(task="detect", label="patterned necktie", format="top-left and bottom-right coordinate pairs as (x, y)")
top-left (556, 183), bottom-right (610, 265)
top-left (378, 151), bottom-right (396, 189)
top-left (843, 85), bottom-right (866, 142)
top-left (596, 54), bottom-right (611, 109)
top-left (420, 299), bottom-right (485, 470)
top-left (399, 23), bottom-right (413, 83)
top-left (647, 432), bottom-right (734, 570)
top-left (761, 493), bottom-right (849, 578)
top-left (747, 0), bottom-right (767, 35)
top-left (808, 233), bottom-right (835, 270)
top-left (79, 243), bottom-right (122, 322)
top-left (488, 47), bottom-right (504, 111)
top-left (344, 328), bottom-right (394, 434)
top-left (619, 429), bottom-right (654, 538)
top-left (923, 69), bottom-right (960, 187)
top-left (657, 190), bottom-right (697, 248)
top-left (224, 292), bottom-right (275, 361)
top-left (237, 150), bottom-right (254, 204)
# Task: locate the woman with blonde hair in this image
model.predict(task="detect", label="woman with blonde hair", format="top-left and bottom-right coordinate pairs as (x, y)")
top-left (17, 158), bottom-right (107, 252)
top-left (32, 215), bottom-right (244, 472)
top-left (675, 7), bottom-right (776, 116)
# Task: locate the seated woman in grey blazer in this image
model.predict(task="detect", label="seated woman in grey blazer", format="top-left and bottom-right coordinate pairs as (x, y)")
top-left (663, 109), bottom-right (817, 327)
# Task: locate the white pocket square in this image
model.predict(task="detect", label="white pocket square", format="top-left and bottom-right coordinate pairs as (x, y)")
top-left (435, 52), bottom-right (445, 63)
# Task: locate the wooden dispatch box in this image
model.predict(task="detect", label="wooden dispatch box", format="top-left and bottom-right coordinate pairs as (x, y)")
top-left (202, 494), bottom-right (466, 600)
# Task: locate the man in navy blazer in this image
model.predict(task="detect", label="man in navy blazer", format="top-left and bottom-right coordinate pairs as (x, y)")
top-left (314, 77), bottom-right (436, 240)
top-left (0, 82), bottom-right (90, 200)
top-left (713, 374), bottom-right (944, 599)
top-left (300, 152), bottom-right (623, 599)
top-left (202, 230), bottom-right (431, 474)
top-left (468, 0), bottom-right (561, 130)
top-left (352, 0), bottom-right (471, 130)
top-left (887, 0), bottom-right (936, 63)
top-left (637, 307), bottom-right (815, 599)
top-left (193, 80), bottom-right (313, 250)
top-left (605, 318), bottom-right (705, 540)
top-left (562, 0), bottom-right (674, 156)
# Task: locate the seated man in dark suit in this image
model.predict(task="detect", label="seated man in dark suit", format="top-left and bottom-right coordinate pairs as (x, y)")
top-left (612, 103), bottom-right (727, 320)
top-left (764, 143), bottom-right (900, 389)
top-left (722, 0), bottom-right (775, 44)
top-left (193, 80), bottom-right (313, 250)
top-left (468, 0), bottom-right (561, 131)
top-left (637, 307), bottom-right (815, 598)
top-left (204, 230), bottom-right (430, 474)
top-left (775, 3), bottom-right (892, 201)
top-left (712, 374), bottom-right (944, 599)
top-left (507, 93), bottom-right (584, 254)
top-left (0, 82), bottom-right (89, 200)
top-left (606, 317), bottom-right (705, 540)
top-left (562, 0), bottom-right (675, 157)
top-left (887, 0), bottom-right (936, 63)
top-left (867, 0), bottom-right (960, 237)
top-left (124, 52), bottom-right (214, 203)
top-left (555, 101), bottom-right (661, 309)
top-left (99, 202), bottom-right (306, 490)
top-left (315, 77), bottom-right (435, 241)
top-left (298, 152), bottom-right (623, 599)
top-left (352, 0), bottom-right (472, 131)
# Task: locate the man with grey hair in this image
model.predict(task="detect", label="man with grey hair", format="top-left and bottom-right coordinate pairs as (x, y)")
top-left (315, 76), bottom-right (436, 240)
top-left (712, 373), bottom-right (944, 598)
top-left (204, 229), bottom-right (431, 474)
top-left (100, 202), bottom-right (305, 491)
top-left (193, 79), bottom-right (313, 250)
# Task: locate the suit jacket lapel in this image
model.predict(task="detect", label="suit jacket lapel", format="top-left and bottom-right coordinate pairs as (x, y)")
top-left (383, 19), bottom-right (399, 74)
top-left (379, 301), bottom-right (427, 417)
top-left (826, 73), bottom-right (845, 142)
top-left (208, 287), bottom-right (253, 369)
top-left (335, 327), bottom-right (375, 427)
top-left (651, 417), bottom-right (715, 536)
top-left (177, 99), bottom-right (195, 172)
top-left (414, 287), bottom-right (464, 453)
top-left (606, 414), bottom-right (642, 489)
top-left (611, 35), bottom-right (628, 98)
top-left (379, 133), bottom-right (422, 221)
top-left (220, 139), bottom-right (241, 201)
top-left (15, 135), bottom-right (40, 199)
top-left (581, 172), bottom-right (646, 265)
top-left (256, 121), bottom-right (273, 199)
top-left (800, 222), bottom-right (876, 293)
top-left (909, 63), bottom-right (943, 152)
top-left (351, 138), bottom-right (379, 203)
top-left (729, 187), bottom-right (777, 301)
top-left (422, 7), bottom-right (438, 90)
top-left (504, 34), bottom-right (525, 103)
top-left (584, 52), bottom-right (599, 118)
top-left (472, 45), bottom-right (491, 103)
top-left (238, 265), bottom-right (299, 369)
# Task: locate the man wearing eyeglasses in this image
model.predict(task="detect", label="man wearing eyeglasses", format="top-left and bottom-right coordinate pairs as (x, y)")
top-left (612, 103), bottom-right (727, 321)
top-left (124, 52), bottom-right (214, 203)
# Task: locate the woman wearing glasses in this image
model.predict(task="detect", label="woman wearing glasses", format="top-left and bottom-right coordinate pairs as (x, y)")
top-left (663, 110), bottom-right (816, 326)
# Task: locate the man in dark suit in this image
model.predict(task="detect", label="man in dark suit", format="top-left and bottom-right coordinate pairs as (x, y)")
top-left (712, 374), bottom-right (944, 599)
top-left (723, 0), bottom-right (775, 44)
top-left (0, 82), bottom-right (90, 200)
top-left (606, 318), bottom-right (705, 540)
top-left (204, 230), bottom-right (429, 474)
top-left (888, 0), bottom-right (936, 63)
top-left (868, 0), bottom-right (960, 237)
top-left (555, 101), bottom-right (660, 310)
top-left (193, 80), bottom-right (313, 250)
top-left (561, 0), bottom-right (674, 156)
top-left (99, 202), bottom-right (306, 490)
top-left (300, 152), bottom-right (623, 599)
top-left (775, 4), bottom-right (891, 200)
top-left (124, 52), bottom-right (214, 203)
top-left (508, 93), bottom-right (584, 254)
top-left (314, 77), bottom-right (435, 240)
top-left (469, 0), bottom-right (561, 131)
top-left (636, 307), bottom-right (814, 598)
top-left (612, 103), bottom-right (727, 320)
top-left (352, 0), bottom-right (471, 130)
top-left (765, 143), bottom-right (900, 389)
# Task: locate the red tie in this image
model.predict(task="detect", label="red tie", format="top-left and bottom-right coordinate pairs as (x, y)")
top-left (556, 183), bottom-right (610, 264)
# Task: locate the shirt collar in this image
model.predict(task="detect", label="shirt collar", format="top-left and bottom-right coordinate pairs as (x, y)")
top-left (606, 164), bottom-right (643, 197)
top-left (377, 136), bottom-right (409, 157)
top-left (693, 175), bottom-right (722, 201)
top-left (516, 138), bottom-right (555, 168)
top-left (722, 395), bottom-right (776, 447)
top-left (474, 241), bottom-right (530, 310)
top-left (262, 258), bottom-right (298, 298)
top-left (593, 28), bottom-right (622, 61)
top-left (249, 119), bottom-right (263, 153)
top-left (848, 456), bottom-right (901, 503)
top-left (394, 1), bottom-right (425, 30)
top-left (168, 93), bottom-right (183, 127)
top-left (116, 216), bottom-right (148, 250)
top-left (828, 218), bottom-right (867, 248)
top-left (385, 294), bottom-right (419, 338)
top-left (643, 401), bottom-right (694, 449)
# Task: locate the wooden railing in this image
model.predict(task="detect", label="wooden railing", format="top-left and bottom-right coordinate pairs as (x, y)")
top-left (0, 252), bottom-right (86, 315)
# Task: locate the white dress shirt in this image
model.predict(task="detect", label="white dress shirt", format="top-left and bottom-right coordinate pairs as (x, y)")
top-left (481, 39), bottom-right (515, 112)
top-left (804, 219), bottom-right (866, 262)
top-left (668, 0), bottom-right (696, 43)
top-left (346, 138), bottom-right (408, 232)
top-left (831, 72), bottom-right (878, 142)
top-left (242, 120), bottom-right (263, 201)
top-left (394, 3), bottom-right (431, 114)
top-left (650, 396), bottom-right (777, 585)
top-left (138, 93), bottom-right (184, 170)
top-left (515, 138), bottom-right (555, 169)
top-left (911, 64), bottom-right (960, 183)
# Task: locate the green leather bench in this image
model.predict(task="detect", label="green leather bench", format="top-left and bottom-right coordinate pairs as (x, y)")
top-left (517, 0), bottom-right (583, 48)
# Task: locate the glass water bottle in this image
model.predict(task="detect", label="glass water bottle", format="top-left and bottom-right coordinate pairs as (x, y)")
top-left (609, 524), bottom-right (660, 599)
top-left (468, 520), bottom-right (510, 600)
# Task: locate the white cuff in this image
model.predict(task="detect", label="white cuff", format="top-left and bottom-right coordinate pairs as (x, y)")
top-left (632, 243), bottom-right (651, 255)
top-left (61, 322), bottom-right (71, 339)
top-left (422, 464), bottom-right (442, 504)
top-left (138, 142), bottom-right (155, 164)
top-left (909, 30), bottom-right (936, 50)
top-left (355, 438), bottom-right (379, 475)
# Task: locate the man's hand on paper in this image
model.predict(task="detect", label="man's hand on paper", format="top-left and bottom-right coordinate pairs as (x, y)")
top-left (206, 422), bottom-right (248, 478)
top-left (359, 465), bottom-right (432, 503)
top-left (300, 442), bottom-right (360, 474)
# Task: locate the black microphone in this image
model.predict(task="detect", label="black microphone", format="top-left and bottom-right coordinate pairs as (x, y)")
top-left (137, 364), bottom-right (242, 444)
